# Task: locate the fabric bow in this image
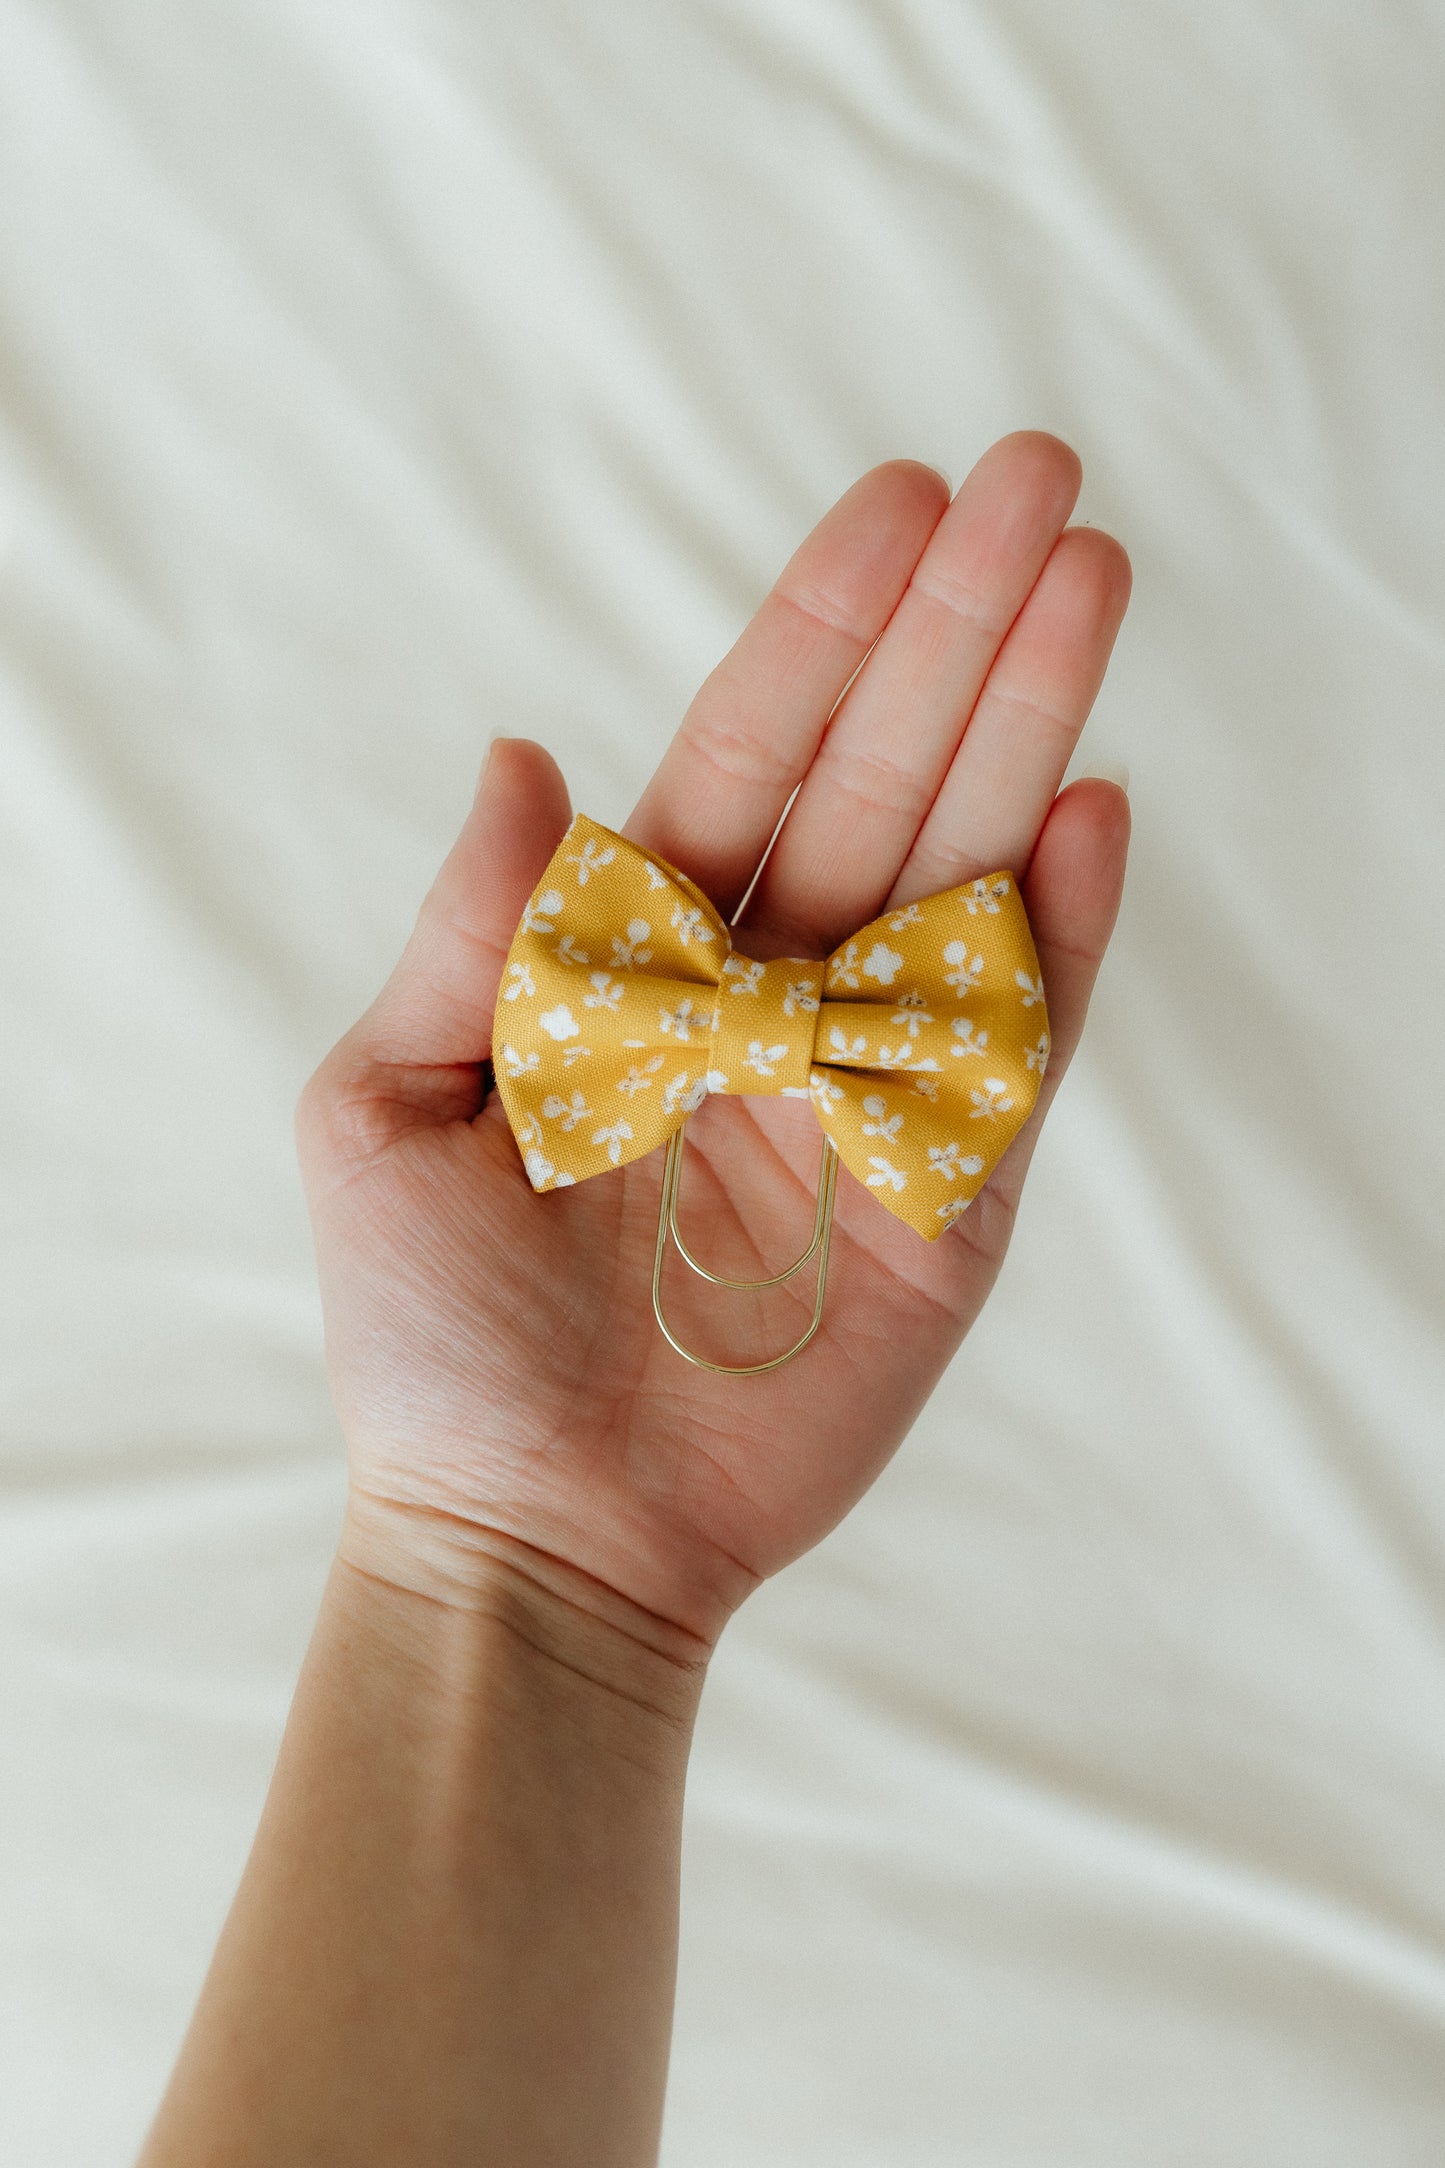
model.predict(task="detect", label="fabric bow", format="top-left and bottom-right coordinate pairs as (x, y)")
top-left (493, 816), bottom-right (1049, 1241)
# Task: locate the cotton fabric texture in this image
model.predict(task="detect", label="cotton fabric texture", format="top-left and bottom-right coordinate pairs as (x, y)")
top-left (495, 815), bottom-right (1049, 1238)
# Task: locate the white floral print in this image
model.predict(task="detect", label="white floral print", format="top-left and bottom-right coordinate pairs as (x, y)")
top-left (861, 1095), bottom-right (903, 1142)
top-left (643, 861), bottom-right (667, 891)
top-left (659, 996), bottom-right (706, 1044)
top-left (671, 903), bottom-right (714, 946)
top-left (1016, 970), bottom-right (1045, 1008)
top-left (524, 1147), bottom-right (557, 1186)
top-left (610, 919), bottom-right (653, 969)
top-left (555, 933), bottom-right (591, 967)
top-left (501, 1044), bottom-right (538, 1078)
top-left (861, 942), bottom-right (904, 986)
top-left (809, 1072), bottom-right (844, 1112)
top-left (568, 837), bottom-right (616, 885)
top-left (943, 941), bottom-right (983, 995)
top-left (1025, 1032), bottom-right (1050, 1075)
top-left (722, 956), bottom-right (764, 995)
top-left (561, 1044), bottom-right (593, 1067)
top-left (910, 1073), bottom-right (942, 1102)
top-left (745, 1041), bottom-right (789, 1077)
top-left (617, 1057), bottom-right (665, 1097)
top-left (889, 995), bottom-right (934, 1039)
top-left (827, 942), bottom-right (860, 991)
top-left (828, 1026), bottom-right (866, 1060)
top-left (591, 1120), bottom-right (634, 1166)
top-left (927, 1141), bottom-right (984, 1182)
top-left (662, 1072), bottom-right (707, 1116)
top-left (888, 903), bottom-right (922, 930)
top-left (866, 1157), bottom-right (907, 1192)
top-left (936, 1198), bottom-right (972, 1224)
top-left (539, 1003), bottom-right (581, 1041)
top-left (542, 1091), bottom-right (592, 1132)
top-left (783, 978), bottom-right (820, 1017)
top-left (950, 1018), bottom-right (990, 1057)
top-left (964, 875), bottom-right (1011, 916)
top-left (503, 962), bottom-right (535, 1001)
top-left (969, 1079), bottom-right (1015, 1119)
top-left (521, 888), bottom-right (564, 935)
top-left (583, 971), bottom-right (624, 1010)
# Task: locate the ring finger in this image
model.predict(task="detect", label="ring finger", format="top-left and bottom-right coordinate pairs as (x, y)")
top-left (887, 522), bottom-right (1133, 911)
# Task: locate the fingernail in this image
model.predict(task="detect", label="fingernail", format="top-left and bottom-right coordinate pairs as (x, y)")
top-left (476, 733), bottom-right (515, 794)
top-left (1084, 759), bottom-right (1130, 794)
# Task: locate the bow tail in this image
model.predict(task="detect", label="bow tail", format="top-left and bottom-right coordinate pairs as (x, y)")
top-left (810, 1049), bottom-right (1041, 1241)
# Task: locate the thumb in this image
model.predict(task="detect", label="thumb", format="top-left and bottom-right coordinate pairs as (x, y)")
top-left (351, 735), bottom-right (571, 1071)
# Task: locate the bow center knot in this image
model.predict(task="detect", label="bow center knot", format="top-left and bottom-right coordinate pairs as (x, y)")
top-left (707, 954), bottom-right (820, 1098)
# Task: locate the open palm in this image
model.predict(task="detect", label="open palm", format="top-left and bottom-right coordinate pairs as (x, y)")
top-left (298, 436), bottom-right (1131, 1647)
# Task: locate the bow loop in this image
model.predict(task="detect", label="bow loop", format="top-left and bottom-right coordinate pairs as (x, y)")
top-left (494, 815), bottom-right (1048, 1240)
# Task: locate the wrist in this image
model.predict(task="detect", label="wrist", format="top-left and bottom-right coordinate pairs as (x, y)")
top-left (143, 1487), bottom-right (700, 2165)
top-left (336, 1487), bottom-right (712, 1742)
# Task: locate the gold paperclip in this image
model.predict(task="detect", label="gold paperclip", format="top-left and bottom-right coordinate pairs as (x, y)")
top-left (651, 1122), bottom-right (840, 1375)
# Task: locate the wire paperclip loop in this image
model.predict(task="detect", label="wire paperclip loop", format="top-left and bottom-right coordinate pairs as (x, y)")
top-left (651, 1121), bottom-right (839, 1376)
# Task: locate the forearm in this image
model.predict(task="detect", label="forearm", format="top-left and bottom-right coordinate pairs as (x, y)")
top-left (139, 1496), bottom-right (708, 2168)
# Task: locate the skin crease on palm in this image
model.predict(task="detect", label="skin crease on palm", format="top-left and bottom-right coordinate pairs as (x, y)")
top-left (297, 432), bottom-right (1133, 1656)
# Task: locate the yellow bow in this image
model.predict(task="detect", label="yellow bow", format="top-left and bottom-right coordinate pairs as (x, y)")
top-left (493, 816), bottom-right (1049, 1241)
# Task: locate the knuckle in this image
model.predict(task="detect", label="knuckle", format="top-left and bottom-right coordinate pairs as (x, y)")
top-left (983, 684), bottom-right (1084, 744)
top-left (294, 1046), bottom-right (393, 1173)
top-left (908, 567), bottom-right (1011, 638)
top-left (773, 580), bottom-right (869, 645)
top-left (681, 700), bottom-right (799, 793)
top-left (815, 739), bottom-right (932, 825)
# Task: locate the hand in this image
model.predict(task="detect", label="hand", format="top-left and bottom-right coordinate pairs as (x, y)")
top-left (297, 434), bottom-right (1131, 1649)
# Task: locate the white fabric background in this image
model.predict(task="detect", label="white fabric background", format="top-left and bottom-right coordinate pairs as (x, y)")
top-left (4, 2), bottom-right (1445, 2160)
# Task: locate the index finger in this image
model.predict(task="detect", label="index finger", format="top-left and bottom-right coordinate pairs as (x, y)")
top-left (623, 461), bottom-right (949, 917)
